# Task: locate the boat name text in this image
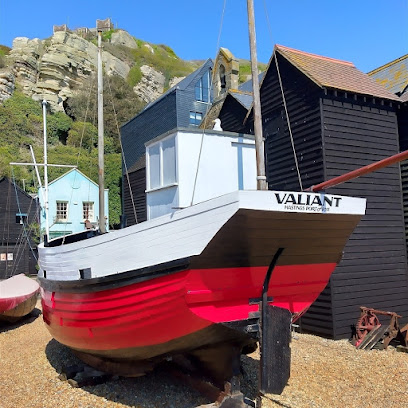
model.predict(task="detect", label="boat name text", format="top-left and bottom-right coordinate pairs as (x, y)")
top-left (275, 193), bottom-right (342, 212)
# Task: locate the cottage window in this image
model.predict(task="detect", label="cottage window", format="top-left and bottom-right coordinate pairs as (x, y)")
top-left (56, 201), bottom-right (68, 221)
top-left (83, 202), bottom-right (94, 221)
top-left (16, 213), bottom-right (28, 224)
top-left (189, 111), bottom-right (203, 126)
top-left (195, 71), bottom-right (211, 102)
top-left (147, 136), bottom-right (177, 190)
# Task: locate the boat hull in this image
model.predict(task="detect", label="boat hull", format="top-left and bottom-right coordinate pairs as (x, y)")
top-left (0, 294), bottom-right (38, 323)
top-left (0, 274), bottom-right (40, 323)
top-left (38, 190), bottom-right (366, 371)
top-left (41, 260), bottom-right (336, 358)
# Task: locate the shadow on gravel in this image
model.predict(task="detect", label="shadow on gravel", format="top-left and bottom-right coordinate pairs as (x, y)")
top-left (240, 354), bottom-right (293, 408)
top-left (0, 307), bottom-right (42, 333)
top-left (45, 339), bottom-right (209, 408)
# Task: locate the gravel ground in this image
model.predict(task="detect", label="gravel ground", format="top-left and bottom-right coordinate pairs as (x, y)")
top-left (1, 300), bottom-right (408, 408)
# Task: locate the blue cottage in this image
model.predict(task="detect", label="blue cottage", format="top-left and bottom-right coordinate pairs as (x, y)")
top-left (38, 169), bottom-right (109, 239)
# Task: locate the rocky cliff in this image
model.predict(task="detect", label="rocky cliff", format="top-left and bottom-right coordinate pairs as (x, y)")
top-left (0, 28), bottom-right (195, 111)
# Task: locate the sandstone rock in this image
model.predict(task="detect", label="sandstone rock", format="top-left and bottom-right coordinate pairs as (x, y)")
top-left (133, 65), bottom-right (165, 103)
top-left (31, 32), bottom-right (130, 111)
top-left (0, 71), bottom-right (15, 103)
top-left (169, 76), bottom-right (185, 88)
top-left (111, 30), bottom-right (137, 49)
top-left (8, 37), bottom-right (43, 96)
top-left (5, 29), bottom-right (175, 112)
top-left (103, 52), bottom-right (130, 79)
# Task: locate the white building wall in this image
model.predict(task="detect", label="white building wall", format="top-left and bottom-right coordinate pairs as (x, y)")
top-left (146, 129), bottom-right (257, 219)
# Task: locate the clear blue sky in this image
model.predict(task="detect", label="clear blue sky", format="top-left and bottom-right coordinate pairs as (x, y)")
top-left (0, 1), bottom-right (407, 73)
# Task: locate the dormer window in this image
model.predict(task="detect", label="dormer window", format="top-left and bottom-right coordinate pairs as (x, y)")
top-left (195, 70), bottom-right (211, 102)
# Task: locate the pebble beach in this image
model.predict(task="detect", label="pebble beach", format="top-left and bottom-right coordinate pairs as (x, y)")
top-left (1, 299), bottom-right (408, 408)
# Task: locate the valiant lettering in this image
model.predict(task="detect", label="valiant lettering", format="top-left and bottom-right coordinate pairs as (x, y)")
top-left (275, 193), bottom-right (342, 207)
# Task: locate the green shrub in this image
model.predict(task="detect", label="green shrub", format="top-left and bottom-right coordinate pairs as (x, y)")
top-left (47, 112), bottom-right (73, 144)
top-left (0, 44), bottom-right (11, 56)
top-left (65, 74), bottom-right (145, 153)
top-left (159, 44), bottom-right (177, 59)
top-left (239, 60), bottom-right (267, 83)
top-left (131, 43), bottom-right (197, 84)
top-left (3, 92), bottom-right (42, 117)
top-left (102, 29), bottom-right (116, 42)
top-left (127, 65), bottom-right (142, 87)
top-left (0, 92), bottom-right (43, 145)
top-left (66, 121), bottom-right (98, 150)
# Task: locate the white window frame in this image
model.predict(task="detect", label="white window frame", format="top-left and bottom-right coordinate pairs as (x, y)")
top-left (195, 70), bottom-right (211, 103)
top-left (56, 201), bottom-right (69, 222)
top-left (82, 201), bottom-right (94, 221)
top-left (189, 111), bottom-right (203, 127)
top-left (146, 135), bottom-right (178, 191)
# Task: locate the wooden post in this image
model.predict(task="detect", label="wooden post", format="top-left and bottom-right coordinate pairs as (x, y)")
top-left (42, 100), bottom-right (50, 241)
top-left (97, 31), bottom-right (106, 233)
top-left (247, 0), bottom-right (267, 190)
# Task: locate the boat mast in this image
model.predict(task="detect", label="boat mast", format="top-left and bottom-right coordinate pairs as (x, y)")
top-left (247, 0), bottom-right (267, 191)
top-left (42, 100), bottom-right (50, 241)
top-left (97, 30), bottom-right (106, 233)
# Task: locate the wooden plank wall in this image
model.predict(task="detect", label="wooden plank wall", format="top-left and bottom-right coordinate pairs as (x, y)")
top-left (321, 96), bottom-right (408, 338)
top-left (257, 55), bottom-right (335, 336)
top-left (121, 92), bottom-right (178, 172)
top-left (122, 168), bottom-right (147, 226)
top-left (398, 105), bottom-right (408, 256)
top-left (0, 178), bottom-right (38, 278)
top-left (261, 54), bottom-right (325, 191)
top-left (218, 95), bottom-right (249, 133)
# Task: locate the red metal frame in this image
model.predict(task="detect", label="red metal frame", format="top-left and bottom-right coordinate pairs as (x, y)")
top-left (307, 149), bottom-right (408, 192)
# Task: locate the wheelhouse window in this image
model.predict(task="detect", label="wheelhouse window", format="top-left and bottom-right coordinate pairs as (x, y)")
top-left (56, 201), bottom-right (68, 222)
top-left (83, 202), bottom-right (94, 221)
top-left (195, 70), bottom-right (211, 102)
top-left (189, 111), bottom-right (202, 126)
top-left (147, 136), bottom-right (176, 190)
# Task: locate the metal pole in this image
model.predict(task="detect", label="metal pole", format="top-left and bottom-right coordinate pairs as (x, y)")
top-left (97, 30), bottom-right (106, 233)
top-left (42, 100), bottom-right (50, 242)
top-left (247, 0), bottom-right (267, 190)
top-left (307, 148), bottom-right (408, 192)
top-left (29, 145), bottom-right (45, 204)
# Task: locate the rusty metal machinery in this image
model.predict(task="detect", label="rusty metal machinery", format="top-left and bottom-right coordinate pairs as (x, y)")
top-left (353, 307), bottom-right (403, 350)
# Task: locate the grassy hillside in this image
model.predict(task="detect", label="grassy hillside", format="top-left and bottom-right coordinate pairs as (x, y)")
top-left (0, 85), bottom-right (136, 228)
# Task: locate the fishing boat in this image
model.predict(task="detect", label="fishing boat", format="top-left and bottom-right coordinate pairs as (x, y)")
top-left (0, 274), bottom-right (39, 323)
top-left (35, 4), bottom-right (369, 396)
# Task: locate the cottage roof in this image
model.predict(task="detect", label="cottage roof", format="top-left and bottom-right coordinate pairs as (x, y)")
top-left (0, 176), bottom-right (35, 201)
top-left (229, 90), bottom-right (253, 109)
top-left (400, 92), bottom-right (408, 103)
top-left (47, 168), bottom-right (98, 188)
top-left (368, 54), bottom-right (408, 96)
top-left (226, 72), bottom-right (265, 109)
top-left (275, 45), bottom-right (400, 101)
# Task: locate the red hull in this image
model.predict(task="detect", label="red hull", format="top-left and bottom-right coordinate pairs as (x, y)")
top-left (42, 262), bottom-right (336, 356)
